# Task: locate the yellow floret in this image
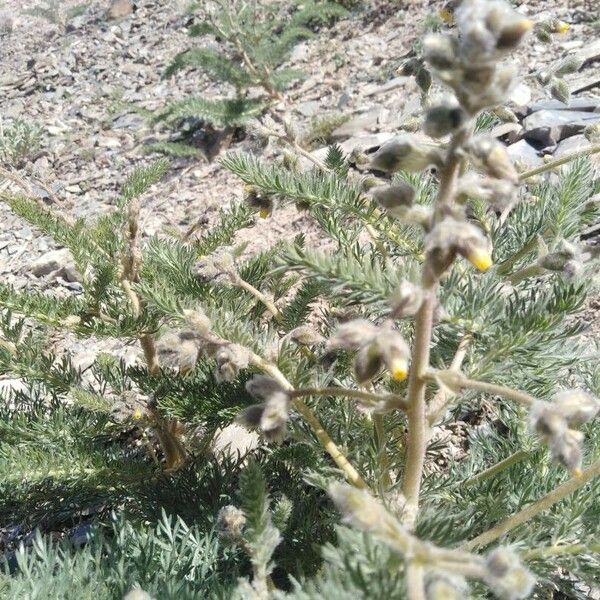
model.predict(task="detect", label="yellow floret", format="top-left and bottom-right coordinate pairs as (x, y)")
top-left (439, 8), bottom-right (453, 24)
top-left (556, 21), bottom-right (569, 34)
top-left (390, 360), bottom-right (409, 382)
top-left (468, 248), bottom-right (493, 272)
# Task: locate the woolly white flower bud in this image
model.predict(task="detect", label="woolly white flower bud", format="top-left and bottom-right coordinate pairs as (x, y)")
top-left (422, 34), bottom-right (459, 71)
top-left (214, 344), bottom-right (250, 382)
top-left (484, 548), bottom-right (535, 600)
top-left (467, 137), bottom-right (518, 184)
top-left (244, 185), bottom-right (275, 218)
top-left (549, 78), bottom-right (570, 105)
top-left (389, 280), bottom-right (424, 318)
top-left (193, 250), bottom-right (235, 282)
top-left (245, 375), bottom-right (285, 401)
top-left (552, 389), bottom-right (600, 425)
top-left (353, 343), bottom-right (384, 385)
top-left (369, 136), bottom-right (443, 174)
top-left (327, 319), bottom-right (378, 351)
top-left (530, 403), bottom-right (568, 439)
top-left (423, 102), bottom-right (467, 138)
top-left (260, 391), bottom-right (291, 443)
top-left (538, 240), bottom-right (580, 273)
top-left (182, 308), bottom-right (211, 337)
top-left (549, 428), bottom-right (583, 473)
top-left (217, 505), bottom-right (247, 541)
top-left (456, 174), bottom-right (516, 211)
top-left (425, 217), bottom-right (492, 276)
top-left (377, 331), bottom-right (410, 382)
top-left (370, 183), bottom-right (416, 215)
top-left (328, 483), bottom-right (406, 550)
top-left (287, 325), bottom-right (324, 346)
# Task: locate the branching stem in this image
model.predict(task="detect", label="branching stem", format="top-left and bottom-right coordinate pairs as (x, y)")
top-left (461, 458), bottom-right (600, 550)
top-left (518, 143), bottom-right (600, 181)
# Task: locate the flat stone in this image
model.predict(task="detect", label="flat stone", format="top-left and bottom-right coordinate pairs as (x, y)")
top-left (508, 81), bottom-right (531, 106)
top-left (295, 100), bottom-right (321, 117)
top-left (364, 76), bottom-right (409, 97)
top-left (331, 107), bottom-right (383, 141)
top-left (554, 135), bottom-right (600, 172)
top-left (107, 0), bottom-right (134, 20)
top-left (506, 139), bottom-right (543, 169)
top-left (211, 423), bottom-right (259, 459)
top-left (522, 109), bottom-right (600, 146)
top-left (31, 248), bottom-right (74, 277)
top-left (112, 112), bottom-right (145, 130)
top-left (528, 97), bottom-right (600, 113)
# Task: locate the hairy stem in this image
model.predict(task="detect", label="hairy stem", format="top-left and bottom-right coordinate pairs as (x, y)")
top-left (291, 386), bottom-right (407, 410)
top-left (522, 542), bottom-right (600, 561)
top-left (464, 449), bottom-right (529, 486)
top-left (518, 143), bottom-right (600, 181)
top-left (231, 274), bottom-right (282, 321)
top-left (461, 458), bottom-right (600, 550)
top-left (406, 563), bottom-right (426, 600)
top-left (249, 354), bottom-right (369, 489)
top-left (401, 127), bottom-right (468, 525)
top-left (427, 333), bottom-right (472, 425)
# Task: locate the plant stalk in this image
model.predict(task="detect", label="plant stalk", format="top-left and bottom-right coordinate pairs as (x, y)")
top-left (460, 458), bottom-right (600, 550)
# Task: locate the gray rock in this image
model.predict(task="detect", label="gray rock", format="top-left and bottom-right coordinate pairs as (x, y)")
top-left (211, 423), bottom-right (259, 459)
top-left (31, 248), bottom-right (75, 278)
top-left (364, 77), bottom-right (408, 97)
top-left (331, 107), bottom-right (383, 141)
top-left (528, 97), bottom-right (600, 113)
top-left (289, 42), bottom-right (309, 63)
top-left (107, 0), bottom-right (134, 20)
top-left (296, 100), bottom-right (321, 117)
top-left (554, 135), bottom-right (600, 171)
top-left (112, 112), bottom-right (145, 130)
top-left (522, 110), bottom-right (600, 146)
top-left (506, 139), bottom-right (543, 169)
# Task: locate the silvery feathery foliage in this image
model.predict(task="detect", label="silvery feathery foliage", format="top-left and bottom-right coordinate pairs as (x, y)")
top-left (1, 0), bottom-right (600, 598)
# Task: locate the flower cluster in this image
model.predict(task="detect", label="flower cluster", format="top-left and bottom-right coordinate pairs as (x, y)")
top-left (326, 319), bottom-right (410, 384)
top-left (237, 375), bottom-right (291, 443)
top-left (425, 0), bottom-right (532, 114)
top-left (530, 390), bottom-right (599, 473)
top-left (425, 216), bottom-right (492, 277)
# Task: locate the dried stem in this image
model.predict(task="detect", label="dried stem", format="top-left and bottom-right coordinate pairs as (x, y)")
top-left (461, 458), bottom-right (600, 550)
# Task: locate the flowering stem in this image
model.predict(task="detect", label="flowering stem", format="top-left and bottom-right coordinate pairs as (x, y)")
top-left (401, 127), bottom-right (468, 525)
top-left (426, 333), bottom-right (472, 425)
top-left (518, 143), bottom-right (600, 181)
top-left (290, 386), bottom-right (408, 410)
top-left (522, 542), bottom-right (600, 561)
top-left (250, 355), bottom-right (369, 489)
top-left (405, 563), bottom-right (426, 600)
top-left (460, 457), bottom-right (600, 550)
top-left (426, 371), bottom-right (537, 408)
top-left (231, 274), bottom-right (282, 321)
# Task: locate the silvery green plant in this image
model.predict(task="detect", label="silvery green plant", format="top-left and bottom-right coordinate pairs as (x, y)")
top-left (2, 0), bottom-right (600, 598)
